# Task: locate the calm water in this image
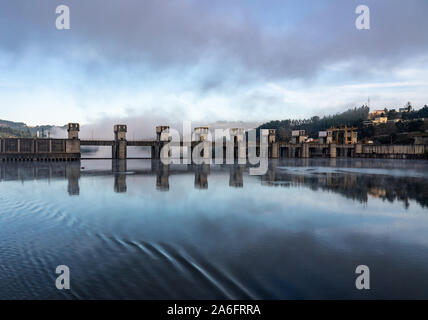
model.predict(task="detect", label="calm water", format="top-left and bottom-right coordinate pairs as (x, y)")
top-left (1, 159), bottom-right (428, 299)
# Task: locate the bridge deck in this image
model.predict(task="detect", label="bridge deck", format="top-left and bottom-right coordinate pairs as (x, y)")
top-left (80, 140), bottom-right (115, 146)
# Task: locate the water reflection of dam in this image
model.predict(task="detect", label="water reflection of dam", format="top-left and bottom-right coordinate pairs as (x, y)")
top-left (0, 161), bottom-right (81, 196)
top-left (260, 160), bottom-right (428, 208)
top-left (1, 160), bottom-right (427, 209)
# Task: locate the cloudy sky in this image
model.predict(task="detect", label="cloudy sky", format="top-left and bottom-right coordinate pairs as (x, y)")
top-left (0, 0), bottom-right (427, 126)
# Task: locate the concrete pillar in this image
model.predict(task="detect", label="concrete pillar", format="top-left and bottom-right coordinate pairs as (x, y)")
top-left (267, 129), bottom-right (278, 158)
top-left (271, 142), bottom-right (279, 158)
top-left (49, 140), bottom-right (52, 153)
top-left (66, 139), bottom-right (80, 155)
top-left (194, 164), bottom-right (209, 189)
top-left (194, 127), bottom-right (209, 142)
top-left (155, 126), bottom-right (170, 161)
top-left (152, 126), bottom-right (171, 160)
top-left (160, 142), bottom-right (170, 161)
top-left (112, 141), bottom-right (127, 160)
top-left (355, 143), bottom-right (362, 154)
top-left (230, 128), bottom-right (245, 141)
top-left (230, 128), bottom-right (245, 161)
top-left (67, 123), bottom-right (80, 140)
top-left (329, 143), bottom-right (337, 158)
top-left (114, 124), bottom-right (127, 141)
top-left (203, 141), bottom-right (211, 160)
top-left (17, 139), bottom-right (21, 153)
top-left (194, 127), bottom-right (211, 161)
top-left (237, 143), bottom-right (246, 160)
top-left (267, 160), bottom-right (277, 183)
top-left (302, 143), bottom-right (309, 158)
top-left (151, 145), bottom-right (159, 160)
top-left (113, 125), bottom-right (127, 160)
top-left (156, 163), bottom-right (169, 191)
top-left (156, 126), bottom-right (170, 142)
top-left (268, 129), bottom-right (276, 144)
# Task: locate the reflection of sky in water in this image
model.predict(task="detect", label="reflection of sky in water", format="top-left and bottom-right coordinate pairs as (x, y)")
top-left (1, 159), bottom-right (428, 299)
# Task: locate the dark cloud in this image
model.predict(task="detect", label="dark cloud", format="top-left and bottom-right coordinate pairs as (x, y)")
top-left (1, 0), bottom-right (427, 82)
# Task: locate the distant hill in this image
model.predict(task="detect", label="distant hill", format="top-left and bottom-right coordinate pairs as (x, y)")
top-left (0, 119), bottom-right (26, 129)
top-left (0, 119), bottom-right (65, 138)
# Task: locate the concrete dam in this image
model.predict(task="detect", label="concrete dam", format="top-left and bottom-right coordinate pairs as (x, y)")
top-left (0, 123), bottom-right (427, 161)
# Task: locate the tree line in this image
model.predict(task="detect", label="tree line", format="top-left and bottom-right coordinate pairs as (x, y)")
top-left (258, 106), bottom-right (370, 140)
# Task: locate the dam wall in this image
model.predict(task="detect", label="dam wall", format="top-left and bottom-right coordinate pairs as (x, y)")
top-left (0, 138), bottom-right (80, 161)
